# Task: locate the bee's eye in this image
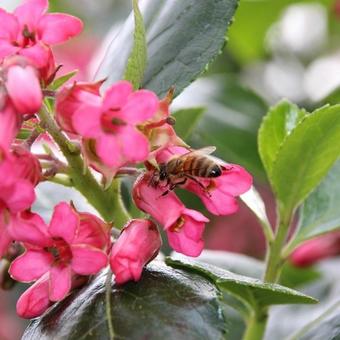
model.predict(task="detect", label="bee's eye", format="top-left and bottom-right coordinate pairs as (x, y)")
top-left (209, 166), bottom-right (222, 177)
top-left (159, 172), bottom-right (166, 181)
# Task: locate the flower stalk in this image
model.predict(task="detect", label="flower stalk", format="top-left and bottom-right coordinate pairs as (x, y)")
top-left (242, 205), bottom-right (293, 340)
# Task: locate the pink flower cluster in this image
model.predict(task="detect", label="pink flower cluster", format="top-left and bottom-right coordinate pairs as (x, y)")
top-left (0, 0), bottom-right (253, 320)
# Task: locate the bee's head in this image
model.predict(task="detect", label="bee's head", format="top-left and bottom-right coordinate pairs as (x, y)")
top-left (159, 163), bottom-right (167, 181)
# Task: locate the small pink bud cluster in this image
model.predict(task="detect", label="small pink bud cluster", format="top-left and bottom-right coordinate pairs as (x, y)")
top-left (0, 0), bottom-right (253, 320)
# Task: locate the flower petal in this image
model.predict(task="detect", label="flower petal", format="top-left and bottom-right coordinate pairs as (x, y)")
top-left (49, 265), bottom-right (71, 301)
top-left (9, 250), bottom-right (52, 282)
top-left (0, 9), bottom-right (19, 40)
top-left (38, 13), bottom-right (83, 45)
top-left (14, 0), bottom-right (48, 32)
top-left (102, 81), bottom-right (132, 111)
top-left (118, 126), bottom-right (150, 163)
top-left (72, 105), bottom-right (102, 138)
top-left (113, 258), bottom-right (143, 284)
top-left (121, 90), bottom-right (159, 124)
top-left (96, 134), bottom-right (124, 168)
top-left (167, 209), bottom-right (208, 257)
top-left (16, 273), bottom-right (51, 319)
top-left (74, 213), bottom-right (109, 249)
top-left (0, 40), bottom-right (20, 59)
top-left (217, 165), bottom-right (253, 196)
top-left (0, 215), bottom-right (12, 258)
top-left (71, 245), bottom-right (107, 275)
top-left (184, 180), bottom-right (239, 216)
top-left (9, 212), bottom-right (51, 247)
top-left (18, 42), bottom-right (55, 79)
top-left (132, 173), bottom-right (184, 228)
top-left (49, 202), bottom-right (78, 244)
top-left (0, 103), bottom-right (20, 149)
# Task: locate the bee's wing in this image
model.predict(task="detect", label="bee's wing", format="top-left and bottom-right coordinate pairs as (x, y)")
top-left (188, 147), bottom-right (231, 169)
top-left (183, 146), bottom-right (216, 156)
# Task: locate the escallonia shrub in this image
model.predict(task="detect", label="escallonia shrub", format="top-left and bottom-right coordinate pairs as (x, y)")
top-left (2, 1), bottom-right (340, 339)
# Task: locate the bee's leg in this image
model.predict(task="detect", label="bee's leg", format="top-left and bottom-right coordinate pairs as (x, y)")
top-left (160, 178), bottom-right (187, 197)
top-left (185, 175), bottom-right (211, 197)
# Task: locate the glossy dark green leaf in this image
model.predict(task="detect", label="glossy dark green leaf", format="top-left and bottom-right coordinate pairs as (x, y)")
top-left (96, 0), bottom-right (238, 97)
top-left (23, 262), bottom-right (226, 340)
top-left (288, 160), bottom-right (340, 251)
top-left (166, 257), bottom-right (317, 309)
top-left (172, 107), bottom-right (205, 140)
top-left (258, 100), bottom-right (306, 178)
top-left (123, 0), bottom-right (147, 89)
top-left (271, 105), bottom-right (340, 214)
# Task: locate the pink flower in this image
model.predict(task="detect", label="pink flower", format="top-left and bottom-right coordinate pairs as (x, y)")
top-left (110, 219), bottom-right (162, 284)
top-left (0, 148), bottom-right (36, 257)
top-left (56, 80), bottom-right (103, 134)
top-left (72, 81), bottom-right (159, 169)
top-left (11, 146), bottom-right (42, 186)
top-left (290, 232), bottom-right (340, 267)
top-left (133, 173), bottom-right (208, 256)
top-left (9, 202), bottom-right (109, 301)
top-left (155, 146), bottom-right (253, 216)
top-left (0, 0), bottom-right (83, 79)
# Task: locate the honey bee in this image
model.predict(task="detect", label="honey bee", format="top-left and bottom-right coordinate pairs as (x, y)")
top-left (152, 146), bottom-right (227, 196)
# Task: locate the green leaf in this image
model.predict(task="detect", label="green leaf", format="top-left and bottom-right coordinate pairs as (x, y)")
top-left (23, 262), bottom-right (226, 340)
top-left (96, 0), bottom-right (238, 97)
top-left (49, 70), bottom-right (78, 91)
top-left (258, 100), bottom-right (306, 178)
top-left (180, 250), bottom-right (264, 279)
top-left (288, 160), bottom-right (340, 250)
top-left (123, 0), bottom-right (147, 89)
top-left (166, 257), bottom-right (317, 309)
top-left (172, 107), bottom-right (205, 140)
top-left (271, 105), bottom-right (340, 214)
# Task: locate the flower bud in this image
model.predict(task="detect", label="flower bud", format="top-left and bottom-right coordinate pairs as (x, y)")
top-left (16, 274), bottom-right (51, 319)
top-left (290, 233), bottom-right (340, 267)
top-left (110, 219), bottom-right (162, 284)
top-left (5, 60), bottom-right (42, 115)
